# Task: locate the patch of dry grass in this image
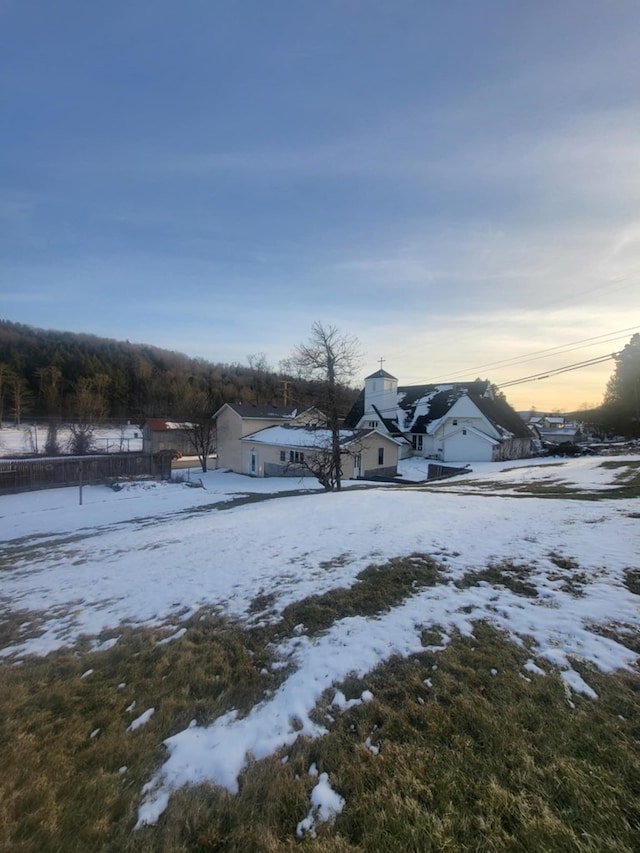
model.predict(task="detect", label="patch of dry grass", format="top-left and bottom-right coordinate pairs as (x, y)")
top-left (1, 586), bottom-right (639, 851)
top-left (424, 459), bottom-right (640, 500)
top-left (455, 561), bottom-right (538, 597)
top-left (0, 612), bottom-right (282, 852)
top-left (271, 554), bottom-right (444, 638)
top-left (624, 568), bottom-right (640, 596)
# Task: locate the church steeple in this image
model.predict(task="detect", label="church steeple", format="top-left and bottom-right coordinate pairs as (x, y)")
top-left (363, 366), bottom-right (398, 426)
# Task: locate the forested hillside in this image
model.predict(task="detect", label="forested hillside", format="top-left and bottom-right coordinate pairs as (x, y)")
top-left (0, 320), bottom-right (353, 425)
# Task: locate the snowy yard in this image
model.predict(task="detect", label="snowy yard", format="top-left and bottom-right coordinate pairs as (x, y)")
top-left (0, 423), bottom-right (143, 456)
top-left (1, 455), bottom-right (639, 847)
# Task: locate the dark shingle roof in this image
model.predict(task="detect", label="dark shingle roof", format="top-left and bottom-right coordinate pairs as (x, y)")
top-left (221, 403), bottom-right (302, 419)
top-left (364, 368), bottom-right (398, 381)
top-left (471, 396), bottom-right (532, 439)
top-left (343, 390), bottom-right (364, 428)
top-left (143, 418), bottom-right (190, 432)
top-left (344, 380), bottom-right (529, 439)
top-left (394, 382), bottom-right (489, 433)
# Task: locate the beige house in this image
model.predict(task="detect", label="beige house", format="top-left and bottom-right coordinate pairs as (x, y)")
top-left (239, 424), bottom-right (401, 479)
top-left (213, 403), bottom-right (324, 473)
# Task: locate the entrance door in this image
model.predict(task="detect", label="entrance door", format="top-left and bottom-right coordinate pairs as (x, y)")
top-left (353, 453), bottom-right (362, 478)
top-left (249, 450), bottom-right (257, 475)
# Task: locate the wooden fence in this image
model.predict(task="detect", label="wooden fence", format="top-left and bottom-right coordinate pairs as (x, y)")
top-left (0, 453), bottom-right (172, 495)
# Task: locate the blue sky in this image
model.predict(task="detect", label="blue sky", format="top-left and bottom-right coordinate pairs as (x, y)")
top-left (2, 0), bottom-right (640, 410)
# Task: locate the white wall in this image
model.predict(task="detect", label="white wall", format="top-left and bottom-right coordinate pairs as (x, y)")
top-left (442, 429), bottom-right (494, 462)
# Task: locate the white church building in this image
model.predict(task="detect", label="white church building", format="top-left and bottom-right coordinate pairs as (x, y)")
top-left (344, 369), bottom-right (533, 464)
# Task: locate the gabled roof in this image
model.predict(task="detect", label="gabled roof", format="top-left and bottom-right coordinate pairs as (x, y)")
top-left (345, 381), bottom-right (489, 432)
top-left (143, 418), bottom-right (192, 432)
top-left (371, 404), bottom-right (402, 436)
top-left (471, 396), bottom-right (532, 440)
top-left (241, 425), bottom-right (355, 449)
top-left (393, 382), bottom-right (489, 433)
top-left (241, 425), bottom-right (402, 449)
top-left (213, 402), bottom-right (302, 420)
top-left (365, 368), bottom-right (397, 381)
top-left (344, 380), bottom-right (531, 440)
top-left (343, 392), bottom-right (364, 428)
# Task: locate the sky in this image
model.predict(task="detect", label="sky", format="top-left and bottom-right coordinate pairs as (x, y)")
top-left (2, 0), bottom-right (640, 411)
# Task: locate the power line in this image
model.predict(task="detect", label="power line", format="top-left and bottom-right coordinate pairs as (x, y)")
top-left (385, 269), bottom-right (637, 367)
top-left (496, 353), bottom-right (618, 389)
top-left (428, 326), bottom-right (639, 382)
top-left (361, 352), bottom-right (619, 419)
top-left (395, 325), bottom-right (638, 388)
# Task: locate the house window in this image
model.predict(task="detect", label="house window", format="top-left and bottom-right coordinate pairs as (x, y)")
top-left (452, 419), bottom-right (458, 425)
top-left (289, 450), bottom-right (305, 463)
top-left (368, 420), bottom-right (378, 428)
top-left (412, 435), bottom-right (423, 451)
top-left (462, 429), bottom-right (467, 435)
top-left (378, 447), bottom-right (384, 465)
top-left (280, 450), bottom-right (286, 462)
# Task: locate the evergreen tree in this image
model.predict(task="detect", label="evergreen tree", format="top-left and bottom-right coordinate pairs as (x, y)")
top-left (602, 334), bottom-right (640, 437)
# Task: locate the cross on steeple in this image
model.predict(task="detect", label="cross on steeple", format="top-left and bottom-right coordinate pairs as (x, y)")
top-left (378, 357), bottom-right (386, 370)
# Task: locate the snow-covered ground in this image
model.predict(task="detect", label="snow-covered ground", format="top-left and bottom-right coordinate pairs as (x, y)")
top-left (0, 423), bottom-right (143, 456)
top-left (0, 455), bottom-right (638, 826)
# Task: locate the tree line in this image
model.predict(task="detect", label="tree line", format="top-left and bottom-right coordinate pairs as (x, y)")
top-left (0, 319), bottom-right (358, 435)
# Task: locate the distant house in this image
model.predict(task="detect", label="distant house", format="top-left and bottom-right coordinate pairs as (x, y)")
top-left (240, 424), bottom-right (400, 479)
top-left (213, 403), bottom-right (325, 474)
top-left (344, 369), bottom-right (533, 463)
top-left (142, 419), bottom-right (194, 457)
top-left (528, 415), bottom-right (583, 446)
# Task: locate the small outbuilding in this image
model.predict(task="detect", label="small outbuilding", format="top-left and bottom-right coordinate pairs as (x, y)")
top-left (141, 419), bottom-right (194, 457)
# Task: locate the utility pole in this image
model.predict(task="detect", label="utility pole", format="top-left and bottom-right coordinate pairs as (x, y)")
top-left (282, 380), bottom-right (292, 406)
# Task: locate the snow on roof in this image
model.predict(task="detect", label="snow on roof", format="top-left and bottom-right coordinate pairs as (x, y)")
top-left (220, 403), bottom-right (300, 419)
top-left (241, 426), bottom-right (355, 448)
top-left (354, 382), bottom-right (492, 433)
top-left (399, 388), bottom-right (440, 432)
top-left (241, 425), bottom-right (399, 449)
top-left (347, 379), bottom-right (530, 442)
top-left (144, 419), bottom-right (193, 431)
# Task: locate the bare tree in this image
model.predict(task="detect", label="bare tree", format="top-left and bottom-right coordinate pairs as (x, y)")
top-left (44, 421), bottom-right (62, 456)
top-left (286, 429), bottom-right (365, 491)
top-left (36, 365), bottom-right (63, 418)
top-left (291, 323), bottom-right (361, 491)
top-left (0, 362), bottom-right (10, 428)
top-left (8, 370), bottom-right (34, 427)
top-left (184, 417), bottom-right (217, 472)
top-left (180, 384), bottom-right (218, 472)
top-left (36, 365), bottom-right (64, 454)
top-left (246, 352), bottom-right (274, 404)
top-left (67, 376), bottom-right (110, 454)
